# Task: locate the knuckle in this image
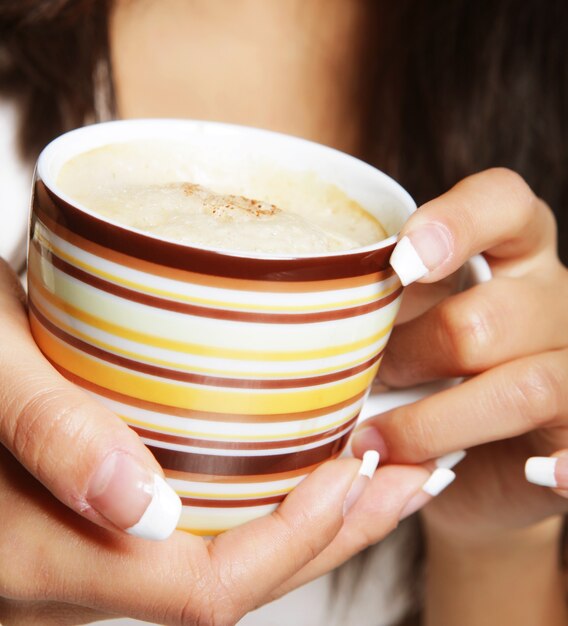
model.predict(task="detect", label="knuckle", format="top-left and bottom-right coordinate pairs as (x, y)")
top-left (395, 405), bottom-right (440, 460)
top-left (536, 196), bottom-right (558, 240)
top-left (180, 597), bottom-right (234, 626)
top-left (486, 166), bottom-right (527, 189)
top-left (180, 546), bottom-right (247, 626)
top-left (438, 298), bottom-right (493, 372)
top-left (257, 508), bottom-right (322, 591)
top-left (271, 506), bottom-right (319, 563)
top-left (511, 362), bottom-right (560, 428)
top-left (207, 589), bottom-right (245, 626)
top-left (350, 517), bottom-right (398, 554)
top-left (206, 576), bottom-right (248, 626)
top-left (12, 386), bottom-right (83, 477)
top-left (487, 167), bottom-right (534, 203)
top-left (485, 168), bottom-right (537, 228)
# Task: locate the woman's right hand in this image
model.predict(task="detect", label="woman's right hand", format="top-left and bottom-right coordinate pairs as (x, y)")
top-left (0, 259), bottom-right (435, 625)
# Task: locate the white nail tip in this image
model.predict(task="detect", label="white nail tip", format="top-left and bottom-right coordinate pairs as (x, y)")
top-left (422, 468), bottom-right (456, 496)
top-left (435, 450), bottom-right (467, 470)
top-left (390, 236), bottom-right (429, 286)
top-left (525, 457), bottom-right (558, 488)
top-left (359, 450), bottom-right (380, 479)
top-left (126, 474), bottom-right (182, 541)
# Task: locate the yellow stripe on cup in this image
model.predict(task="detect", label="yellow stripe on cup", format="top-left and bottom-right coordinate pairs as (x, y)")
top-left (37, 233), bottom-right (397, 312)
top-left (29, 272), bottom-right (393, 362)
top-left (31, 316), bottom-right (381, 415)
top-left (30, 289), bottom-right (387, 378)
top-left (119, 408), bottom-right (360, 441)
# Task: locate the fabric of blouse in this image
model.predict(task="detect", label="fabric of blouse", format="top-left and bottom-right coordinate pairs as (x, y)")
top-left (0, 99), bottom-right (31, 272)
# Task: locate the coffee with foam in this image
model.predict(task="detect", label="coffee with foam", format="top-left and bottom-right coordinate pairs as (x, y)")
top-left (57, 140), bottom-right (387, 255)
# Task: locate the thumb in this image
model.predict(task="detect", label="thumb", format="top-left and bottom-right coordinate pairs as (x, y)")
top-left (389, 168), bottom-right (554, 286)
top-left (0, 261), bottom-right (181, 540)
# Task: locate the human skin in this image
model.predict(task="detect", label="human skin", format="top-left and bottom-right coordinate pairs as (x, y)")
top-left (2, 0), bottom-right (568, 623)
top-left (349, 168), bottom-right (568, 624)
top-left (0, 415), bottom-right (432, 625)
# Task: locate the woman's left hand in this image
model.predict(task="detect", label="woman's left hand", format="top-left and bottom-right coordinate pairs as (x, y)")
top-left (0, 438), bottom-right (434, 625)
top-left (351, 167), bottom-right (568, 544)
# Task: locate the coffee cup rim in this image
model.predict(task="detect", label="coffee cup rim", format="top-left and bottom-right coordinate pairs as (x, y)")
top-left (36, 118), bottom-right (416, 261)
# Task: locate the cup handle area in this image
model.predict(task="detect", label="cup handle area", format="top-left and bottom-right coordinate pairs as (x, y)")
top-left (360, 254), bottom-right (493, 421)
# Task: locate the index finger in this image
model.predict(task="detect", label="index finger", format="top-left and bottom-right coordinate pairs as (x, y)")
top-left (390, 168), bottom-right (558, 286)
top-left (352, 349), bottom-right (568, 465)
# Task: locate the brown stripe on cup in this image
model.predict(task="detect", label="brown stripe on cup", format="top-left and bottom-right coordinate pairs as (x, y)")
top-left (33, 210), bottom-right (394, 292)
top-left (35, 181), bottom-right (396, 281)
top-left (164, 460), bottom-right (328, 484)
top-left (35, 242), bottom-right (402, 323)
top-left (180, 494), bottom-right (286, 508)
top-left (149, 433), bottom-right (350, 475)
top-left (49, 363), bottom-right (369, 423)
top-left (131, 414), bottom-right (358, 450)
top-left (30, 301), bottom-right (384, 389)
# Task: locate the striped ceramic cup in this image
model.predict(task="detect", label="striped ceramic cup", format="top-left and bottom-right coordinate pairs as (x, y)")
top-left (28, 119), bottom-right (416, 535)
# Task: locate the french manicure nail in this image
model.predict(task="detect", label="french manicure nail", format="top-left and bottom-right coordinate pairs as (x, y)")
top-left (525, 456), bottom-right (568, 488)
top-left (435, 450), bottom-right (467, 470)
top-left (126, 473), bottom-right (183, 540)
top-left (422, 467), bottom-right (456, 496)
top-left (87, 452), bottom-right (182, 540)
top-left (390, 224), bottom-right (453, 286)
top-left (399, 468), bottom-right (456, 520)
top-left (343, 450), bottom-right (380, 516)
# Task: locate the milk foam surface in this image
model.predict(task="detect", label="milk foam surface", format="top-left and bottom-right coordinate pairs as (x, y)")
top-left (57, 140), bottom-right (387, 255)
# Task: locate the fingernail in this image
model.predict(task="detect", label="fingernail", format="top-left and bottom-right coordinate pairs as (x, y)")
top-left (390, 224), bottom-right (453, 286)
top-left (422, 467), bottom-right (457, 495)
top-left (435, 450), bottom-right (467, 470)
top-left (87, 452), bottom-right (182, 540)
top-left (343, 450), bottom-right (380, 515)
top-left (525, 456), bottom-right (568, 488)
top-left (126, 474), bottom-right (183, 540)
top-left (399, 468), bottom-right (456, 520)
top-left (350, 426), bottom-right (388, 459)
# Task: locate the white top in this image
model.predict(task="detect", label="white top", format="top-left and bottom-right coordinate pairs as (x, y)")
top-left (0, 98), bottom-right (409, 626)
top-left (0, 98), bottom-right (32, 271)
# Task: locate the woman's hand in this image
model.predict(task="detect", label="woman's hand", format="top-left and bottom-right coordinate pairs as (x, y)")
top-left (0, 427), bottom-right (435, 625)
top-left (0, 258), bottom-right (441, 624)
top-left (0, 443), bottom-right (354, 625)
top-left (352, 167), bottom-right (568, 543)
top-left (0, 258), bottom-right (184, 540)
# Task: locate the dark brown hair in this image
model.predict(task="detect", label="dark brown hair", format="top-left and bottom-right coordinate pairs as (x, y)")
top-left (368, 0), bottom-right (568, 264)
top-left (0, 0), bottom-right (114, 161)
top-left (1, 0), bottom-right (567, 263)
